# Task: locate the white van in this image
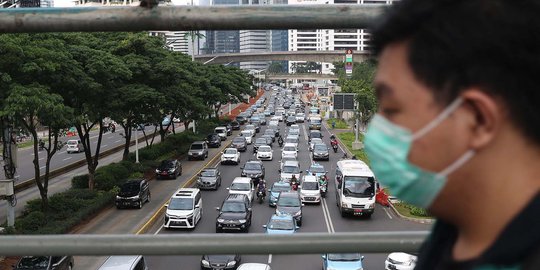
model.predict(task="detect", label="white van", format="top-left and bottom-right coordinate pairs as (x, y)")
top-left (214, 127), bottom-right (228, 140)
top-left (66, 139), bottom-right (83, 154)
top-left (163, 188), bottom-right (203, 229)
top-left (98, 256), bottom-right (148, 270)
top-left (335, 160), bottom-right (377, 218)
top-left (300, 175), bottom-right (321, 204)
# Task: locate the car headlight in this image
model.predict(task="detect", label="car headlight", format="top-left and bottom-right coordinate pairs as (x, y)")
top-left (226, 261), bottom-right (237, 267)
top-left (367, 203), bottom-right (374, 209)
top-left (155, 169), bottom-right (160, 173)
top-left (341, 202), bottom-right (349, 208)
top-left (130, 195), bottom-right (140, 200)
top-left (199, 151), bottom-right (204, 154)
top-left (116, 196), bottom-right (121, 200)
top-left (239, 219), bottom-right (247, 223)
top-left (201, 260), bottom-right (210, 267)
top-left (275, 209), bottom-right (283, 215)
top-left (294, 210), bottom-right (302, 216)
top-left (217, 218), bottom-right (225, 223)
top-left (169, 169), bottom-right (175, 173)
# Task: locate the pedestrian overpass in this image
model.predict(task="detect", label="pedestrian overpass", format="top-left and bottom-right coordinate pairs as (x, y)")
top-left (265, 73), bottom-right (339, 81)
top-left (194, 50), bottom-right (371, 65)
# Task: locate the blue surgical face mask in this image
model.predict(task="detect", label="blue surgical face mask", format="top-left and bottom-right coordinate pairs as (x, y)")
top-left (364, 98), bottom-right (475, 209)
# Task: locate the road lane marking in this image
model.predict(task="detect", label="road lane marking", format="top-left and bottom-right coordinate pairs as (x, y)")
top-left (114, 139), bottom-right (121, 143)
top-left (102, 144), bottom-right (108, 148)
top-left (383, 207), bottom-right (393, 219)
top-left (107, 136), bottom-right (115, 139)
top-left (39, 157), bottom-right (44, 161)
top-left (39, 166), bottom-right (46, 170)
top-left (63, 157), bottom-right (72, 161)
top-left (267, 254), bottom-right (272, 264)
top-left (154, 226), bottom-right (163, 235)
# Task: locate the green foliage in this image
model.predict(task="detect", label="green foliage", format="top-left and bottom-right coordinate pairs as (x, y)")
top-left (327, 118), bottom-right (349, 129)
top-left (72, 174), bottom-right (89, 189)
top-left (394, 202), bottom-right (432, 218)
top-left (337, 132), bottom-right (369, 164)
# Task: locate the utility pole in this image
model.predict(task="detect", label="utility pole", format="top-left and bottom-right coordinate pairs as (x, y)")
top-left (135, 127), bottom-right (139, 164)
top-left (1, 117), bottom-right (17, 228)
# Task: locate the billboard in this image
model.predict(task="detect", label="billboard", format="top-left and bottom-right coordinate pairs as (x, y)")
top-left (333, 93), bottom-right (355, 110)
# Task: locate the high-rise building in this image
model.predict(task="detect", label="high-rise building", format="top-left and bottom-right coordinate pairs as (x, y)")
top-left (239, 30), bottom-right (271, 71)
top-left (203, 0), bottom-right (241, 59)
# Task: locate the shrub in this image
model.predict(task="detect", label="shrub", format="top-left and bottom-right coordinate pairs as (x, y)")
top-left (72, 174), bottom-right (89, 189)
top-left (94, 169), bottom-right (119, 191)
top-left (105, 163), bottom-right (130, 180)
top-left (15, 211), bottom-right (47, 234)
top-left (410, 206), bottom-right (430, 217)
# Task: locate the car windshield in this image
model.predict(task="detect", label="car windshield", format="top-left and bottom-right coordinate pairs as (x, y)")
top-left (302, 182), bottom-right (319, 190)
top-left (286, 138), bottom-right (298, 144)
top-left (343, 176), bottom-right (375, 198)
top-left (191, 144), bottom-right (203, 150)
top-left (169, 197), bottom-right (193, 210)
top-left (216, 128), bottom-right (226, 133)
top-left (201, 170), bottom-right (217, 177)
top-left (268, 219), bottom-right (295, 230)
top-left (246, 125), bottom-right (255, 129)
top-left (244, 163), bottom-right (261, 170)
top-left (258, 147), bottom-right (271, 152)
top-left (282, 165), bottom-right (299, 174)
top-left (328, 253), bottom-right (362, 261)
top-left (278, 196), bottom-right (301, 207)
top-left (309, 166), bottom-right (325, 173)
top-left (311, 119), bottom-right (321, 124)
top-left (224, 149), bottom-right (237, 155)
top-left (284, 146), bottom-right (296, 152)
top-left (233, 137), bottom-right (245, 143)
top-left (221, 202), bottom-right (246, 213)
top-left (314, 144), bottom-right (327, 151)
top-left (67, 141), bottom-right (78, 145)
top-left (256, 138), bottom-right (267, 144)
top-left (120, 182), bottom-right (140, 193)
top-left (310, 132), bottom-right (322, 138)
top-left (160, 160), bottom-right (174, 168)
top-left (17, 256), bottom-right (49, 269)
top-left (230, 182), bottom-right (250, 191)
top-left (241, 131), bottom-right (251, 136)
top-left (311, 138), bottom-right (322, 144)
top-left (272, 184), bottom-right (291, 192)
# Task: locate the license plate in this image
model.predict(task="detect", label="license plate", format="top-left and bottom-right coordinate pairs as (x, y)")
top-left (161, 172), bottom-right (168, 175)
top-left (354, 209), bottom-right (363, 213)
top-left (388, 265), bottom-right (398, 270)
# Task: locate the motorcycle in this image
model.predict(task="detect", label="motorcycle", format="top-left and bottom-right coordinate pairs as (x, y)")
top-left (278, 138), bottom-right (284, 147)
top-left (257, 190), bottom-right (265, 204)
top-left (331, 140), bottom-right (339, 153)
top-left (291, 181), bottom-right (299, 191)
top-left (319, 182), bottom-right (327, 198)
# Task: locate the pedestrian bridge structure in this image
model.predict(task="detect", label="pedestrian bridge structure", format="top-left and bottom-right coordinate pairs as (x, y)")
top-left (194, 50), bottom-right (371, 65)
top-left (265, 73), bottom-right (339, 80)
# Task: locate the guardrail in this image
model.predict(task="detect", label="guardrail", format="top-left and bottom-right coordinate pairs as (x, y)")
top-left (0, 232), bottom-right (429, 256)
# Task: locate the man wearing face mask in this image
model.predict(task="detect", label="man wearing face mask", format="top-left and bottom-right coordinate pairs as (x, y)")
top-left (365, 0), bottom-right (540, 269)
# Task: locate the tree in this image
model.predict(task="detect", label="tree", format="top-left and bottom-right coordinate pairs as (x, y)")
top-left (268, 62), bottom-right (286, 74)
top-left (183, 31), bottom-right (205, 61)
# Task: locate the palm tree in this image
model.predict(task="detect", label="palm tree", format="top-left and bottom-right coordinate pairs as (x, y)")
top-left (183, 31), bottom-right (206, 61)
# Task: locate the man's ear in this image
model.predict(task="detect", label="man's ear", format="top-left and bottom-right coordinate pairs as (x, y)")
top-left (460, 90), bottom-right (501, 150)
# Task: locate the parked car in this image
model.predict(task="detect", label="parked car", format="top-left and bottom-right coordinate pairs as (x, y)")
top-left (188, 141), bottom-right (209, 160)
top-left (322, 254), bottom-right (364, 270)
top-left (206, 133), bottom-right (222, 148)
top-left (232, 136), bottom-right (248, 152)
top-left (155, 159), bottom-right (182, 179)
top-left (263, 214), bottom-right (298, 234)
top-left (385, 252), bottom-right (417, 270)
top-left (275, 191), bottom-right (303, 226)
top-left (14, 256), bottom-right (74, 270)
top-left (201, 254), bottom-right (241, 270)
top-left (115, 179), bottom-right (150, 209)
top-left (197, 168), bottom-right (222, 190)
top-left (66, 139), bottom-right (83, 154)
top-left (221, 148), bottom-right (241, 165)
top-left (163, 188), bottom-right (202, 229)
top-left (216, 194), bottom-right (252, 233)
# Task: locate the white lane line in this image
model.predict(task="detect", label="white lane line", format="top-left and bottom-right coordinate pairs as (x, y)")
top-left (154, 226), bottom-right (163, 235)
top-left (63, 157), bottom-right (72, 161)
top-left (322, 198), bottom-right (336, 233)
top-left (114, 139), bottom-right (121, 143)
top-left (102, 144), bottom-right (108, 148)
top-left (107, 136), bottom-right (115, 139)
top-left (383, 207), bottom-right (393, 219)
top-left (39, 166), bottom-right (46, 170)
top-left (39, 157), bottom-right (44, 161)
top-left (321, 198), bottom-right (332, 233)
top-left (267, 254), bottom-right (273, 264)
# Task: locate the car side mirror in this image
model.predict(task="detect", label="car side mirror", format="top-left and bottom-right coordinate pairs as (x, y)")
top-left (164, 204), bottom-right (169, 207)
top-left (321, 255), bottom-right (326, 259)
top-left (247, 208), bottom-right (252, 211)
top-left (216, 207), bottom-right (220, 211)
top-left (296, 226), bottom-right (300, 230)
top-left (278, 169), bottom-right (281, 173)
top-left (262, 225), bottom-right (267, 228)
top-left (195, 205), bottom-right (200, 209)
top-left (302, 203), bottom-right (305, 206)
top-left (226, 187), bottom-right (230, 190)
top-left (361, 256), bottom-right (365, 261)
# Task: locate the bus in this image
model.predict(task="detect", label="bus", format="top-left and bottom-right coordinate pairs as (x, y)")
top-left (335, 160), bottom-right (377, 218)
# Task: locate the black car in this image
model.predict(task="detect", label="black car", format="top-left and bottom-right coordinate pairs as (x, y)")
top-left (236, 115), bottom-right (247, 124)
top-left (155, 159), bottom-right (182, 180)
top-left (207, 133), bottom-right (222, 148)
top-left (286, 115), bottom-right (297, 126)
top-left (115, 179), bottom-right (151, 209)
top-left (216, 194), bottom-right (252, 233)
top-left (201, 254), bottom-right (241, 270)
top-left (263, 129), bottom-right (276, 142)
top-left (262, 134), bottom-right (274, 146)
top-left (253, 137), bottom-right (268, 153)
top-left (225, 123), bottom-right (233, 135)
top-left (308, 130), bottom-right (323, 143)
top-left (14, 256), bottom-right (74, 270)
top-left (241, 160), bottom-right (265, 181)
top-left (197, 167), bottom-right (222, 190)
top-left (230, 121), bottom-right (241, 130)
top-left (312, 143), bottom-right (330, 161)
top-left (232, 136), bottom-right (247, 152)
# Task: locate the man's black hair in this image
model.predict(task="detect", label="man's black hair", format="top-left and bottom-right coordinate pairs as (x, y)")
top-left (372, 0), bottom-right (540, 144)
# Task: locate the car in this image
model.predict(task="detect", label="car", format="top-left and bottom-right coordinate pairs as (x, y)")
top-left (155, 159), bottom-right (182, 179)
top-left (241, 130), bottom-right (254, 144)
top-left (216, 194), bottom-right (252, 233)
top-left (197, 168), bottom-right (222, 190)
top-left (385, 253), bottom-right (417, 270)
top-left (306, 163), bottom-right (327, 179)
top-left (263, 129), bottom-right (276, 141)
top-left (309, 138), bottom-right (323, 151)
top-left (14, 256), bottom-right (74, 270)
top-left (309, 130), bottom-right (323, 142)
top-left (312, 143), bottom-right (330, 161)
top-left (188, 141), bottom-right (209, 160)
top-left (221, 148), bottom-right (241, 165)
top-left (66, 139), bottom-right (83, 154)
top-left (250, 116), bottom-right (261, 126)
top-left (232, 136), bottom-right (248, 152)
top-left (214, 127), bottom-right (228, 140)
top-left (245, 124), bottom-right (259, 134)
top-left (256, 145), bottom-right (273, 161)
top-left (288, 127), bottom-right (300, 137)
top-left (322, 254), bottom-right (364, 270)
top-left (264, 110), bottom-right (272, 116)
top-left (115, 179), bottom-right (150, 209)
top-left (240, 160), bottom-right (265, 181)
top-left (281, 143), bottom-right (298, 159)
top-left (262, 134), bottom-right (274, 146)
top-left (279, 160), bottom-right (302, 182)
top-left (236, 115), bottom-right (247, 124)
top-left (163, 188), bottom-right (202, 229)
top-left (227, 177), bottom-right (255, 201)
top-left (285, 135), bottom-right (299, 148)
top-left (231, 121), bottom-right (241, 130)
top-left (270, 116), bottom-right (281, 123)
top-left (268, 124), bottom-right (280, 137)
top-left (263, 214), bottom-right (299, 234)
top-left (269, 181), bottom-right (292, 207)
top-left (201, 254), bottom-right (242, 270)
top-left (275, 191), bottom-right (303, 226)
top-left (296, 113), bottom-right (306, 122)
top-left (98, 256), bottom-right (147, 270)
top-left (286, 115), bottom-right (297, 126)
top-left (224, 123), bottom-right (233, 135)
top-left (269, 120), bottom-right (279, 126)
top-left (299, 175), bottom-right (321, 204)
top-left (206, 133), bottom-right (222, 148)
top-left (280, 157), bottom-right (298, 172)
top-left (253, 137), bottom-right (267, 153)
top-left (237, 263), bottom-right (272, 270)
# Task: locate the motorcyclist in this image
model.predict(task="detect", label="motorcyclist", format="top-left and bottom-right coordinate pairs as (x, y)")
top-left (277, 135), bottom-right (284, 146)
top-left (38, 139), bottom-right (45, 150)
top-left (290, 175), bottom-right (299, 190)
top-left (257, 179), bottom-right (267, 196)
top-left (317, 174), bottom-right (327, 187)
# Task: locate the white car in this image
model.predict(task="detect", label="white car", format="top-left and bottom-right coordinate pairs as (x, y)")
top-left (269, 120), bottom-right (279, 126)
top-left (214, 127), bottom-right (228, 140)
top-left (280, 160), bottom-right (301, 182)
top-left (66, 139), bottom-right (83, 154)
top-left (163, 188), bottom-right (202, 229)
top-left (285, 135), bottom-right (299, 148)
top-left (241, 130), bottom-right (254, 144)
top-left (385, 252), bottom-right (417, 270)
top-left (309, 138), bottom-right (323, 151)
top-left (281, 143), bottom-right (298, 159)
top-left (296, 113), bottom-right (305, 122)
top-left (227, 177), bottom-right (254, 202)
top-left (300, 175), bottom-right (321, 204)
top-left (256, 145), bottom-right (273, 161)
top-left (237, 263), bottom-right (272, 270)
top-left (220, 148), bottom-right (241, 165)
